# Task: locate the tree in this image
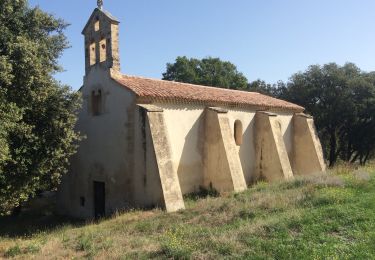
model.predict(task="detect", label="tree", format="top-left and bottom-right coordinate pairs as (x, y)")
top-left (0, 0), bottom-right (81, 215)
top-left (342, 75), bottom-right (375, 164)
top-left (247, 79), bottom-right (286, 97)
top-left (162, 56), bottom-right (248, 89)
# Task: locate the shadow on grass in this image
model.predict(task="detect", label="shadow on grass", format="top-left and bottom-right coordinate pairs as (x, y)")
top-left (184, 186), bottom-right (220, 201)
top-left (0, 207), bottom-right (86, 238)
top-left (0, 203), bottom-right (161, 239)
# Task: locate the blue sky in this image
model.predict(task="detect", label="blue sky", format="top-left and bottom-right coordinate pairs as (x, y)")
top-left (29, 0), bottom-right (375, 90)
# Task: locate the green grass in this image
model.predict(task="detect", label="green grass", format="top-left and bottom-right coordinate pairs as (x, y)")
top-left (1, 164), bottom-right (375, 259)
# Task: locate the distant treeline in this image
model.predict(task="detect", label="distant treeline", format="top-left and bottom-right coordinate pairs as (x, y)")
top-left (164, 57), bottom-right (375, 166)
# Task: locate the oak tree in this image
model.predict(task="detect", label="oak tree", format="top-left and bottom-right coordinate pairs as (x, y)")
top-left (163, 56), bottom-right (248, 89)
top-left (0, 0), bottom-right (81, 215)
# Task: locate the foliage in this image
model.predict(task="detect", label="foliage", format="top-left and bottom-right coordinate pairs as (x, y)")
top-left (247, 79), bottom-right (287, 97)
top-left (0, 90), bottom-right (21, 172)
top-left (4, 244), bottom-right (21, 258)
top-left (0, 0), bottom-right (81, 215)
top-left (0, 164), bottom-right (375, 259)
top-left (162, 56), bottom-right (248, 89)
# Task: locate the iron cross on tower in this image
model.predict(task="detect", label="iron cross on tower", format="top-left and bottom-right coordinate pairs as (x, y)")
top-left (97, 0), bottom-right (103, 10)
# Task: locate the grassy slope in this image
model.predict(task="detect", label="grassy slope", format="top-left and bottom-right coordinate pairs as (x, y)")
top-left (1, 165), bottom-right (375, 259)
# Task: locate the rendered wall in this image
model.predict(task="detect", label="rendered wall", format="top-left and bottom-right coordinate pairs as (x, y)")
top-left (226, 110), bottom-right (294, 184)
top-left (157, 104), bottom-right (205, 194)
top-left (57, 68), bottom-right (135, 218)
top-left (156, 103), bottom-right (295, 190)
top-left (226, 110), bottom-right (256, 184)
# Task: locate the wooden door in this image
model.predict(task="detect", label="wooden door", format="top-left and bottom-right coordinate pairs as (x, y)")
top-left (93, 181), bottom-right (105, 218)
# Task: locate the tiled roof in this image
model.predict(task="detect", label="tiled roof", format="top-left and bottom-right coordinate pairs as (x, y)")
top-left (112, 73), bottom-right (304, 112)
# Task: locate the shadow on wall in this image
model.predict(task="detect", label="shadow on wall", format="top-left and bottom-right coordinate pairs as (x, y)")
top-left (176, 112), bottom-right (205, 195)
top-left (239, 117), bottom-right (255, 185)
top-left (282, 117), bottom-right (293, 159)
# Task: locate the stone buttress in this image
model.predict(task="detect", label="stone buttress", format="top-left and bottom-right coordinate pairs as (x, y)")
top-left (203, 107), bottom-right (247, 193)
top-left (293, 113), bottom-right (326, 175)
top-left (138, 104), bottom-right (185, 212)
top-left (255, 111), bottom-right (294, 181)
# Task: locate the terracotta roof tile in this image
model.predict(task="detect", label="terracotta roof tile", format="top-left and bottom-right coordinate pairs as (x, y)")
top-left (112, 73), bottom-right (304, 112)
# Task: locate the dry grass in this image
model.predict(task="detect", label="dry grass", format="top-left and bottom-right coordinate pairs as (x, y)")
top-left (1, 164), bottom-right (375, 259)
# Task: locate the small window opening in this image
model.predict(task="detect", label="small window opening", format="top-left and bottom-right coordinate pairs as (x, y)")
top-left (99, 38), bottom-right (107, 63)
top-left (234, 120), bottom-right (243, 146)
top-left (91, 90), bottom-right (102, 116)
top-left (80, 197), bottom-right (85, 207)
top-left (94, 17), bottom-right (100, 31)
top-left (89, 42), bottom-right (96, 66)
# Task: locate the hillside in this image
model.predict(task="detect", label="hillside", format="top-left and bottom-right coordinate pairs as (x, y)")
top-left (1, 164), bottom-right (375, 259)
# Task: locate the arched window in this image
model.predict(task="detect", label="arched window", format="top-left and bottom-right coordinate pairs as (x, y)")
top-left (234, 120), bottom-right (243, 146)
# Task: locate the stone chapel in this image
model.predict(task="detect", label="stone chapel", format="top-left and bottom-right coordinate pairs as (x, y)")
top-left (57, 5), bottom-right (326, 219)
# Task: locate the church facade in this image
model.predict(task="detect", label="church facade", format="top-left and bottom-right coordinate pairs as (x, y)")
top-left (57, 7), bottom-right (326, 219)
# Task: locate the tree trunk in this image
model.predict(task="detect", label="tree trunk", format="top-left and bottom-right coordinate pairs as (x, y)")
top-left (329, 130), bottom-right (337, 167)
top-left (346, 142), bottom-right (353, 162)
top-left (362, 151), bottom-right (370, 165)
top-left (351, 152), bottom-right (360, 164)
top-left (359, 154), bottom-right (364, 165)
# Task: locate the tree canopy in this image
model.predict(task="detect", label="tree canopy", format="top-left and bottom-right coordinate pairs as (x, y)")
top-left (0, 0), bottom-right (81, 215)
top-left (162, 56), bottom-right (248, 89)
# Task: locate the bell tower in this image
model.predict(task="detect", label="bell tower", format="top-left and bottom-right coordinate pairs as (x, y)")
top-left (82, 2), bottom-right (120, 74)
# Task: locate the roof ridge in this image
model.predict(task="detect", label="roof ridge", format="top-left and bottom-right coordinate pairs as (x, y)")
top-left (118, 74), bottom-right (261, 95)
top-left (111, 72), bottom-right (304, 112)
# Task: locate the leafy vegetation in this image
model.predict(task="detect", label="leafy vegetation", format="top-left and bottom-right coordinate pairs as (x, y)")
top-left (0, 0), bottom-right (81, 215)
top-left (162, 56), bottom-right (248, 89)
top-left (0, 164), bottom-right (374, 259)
